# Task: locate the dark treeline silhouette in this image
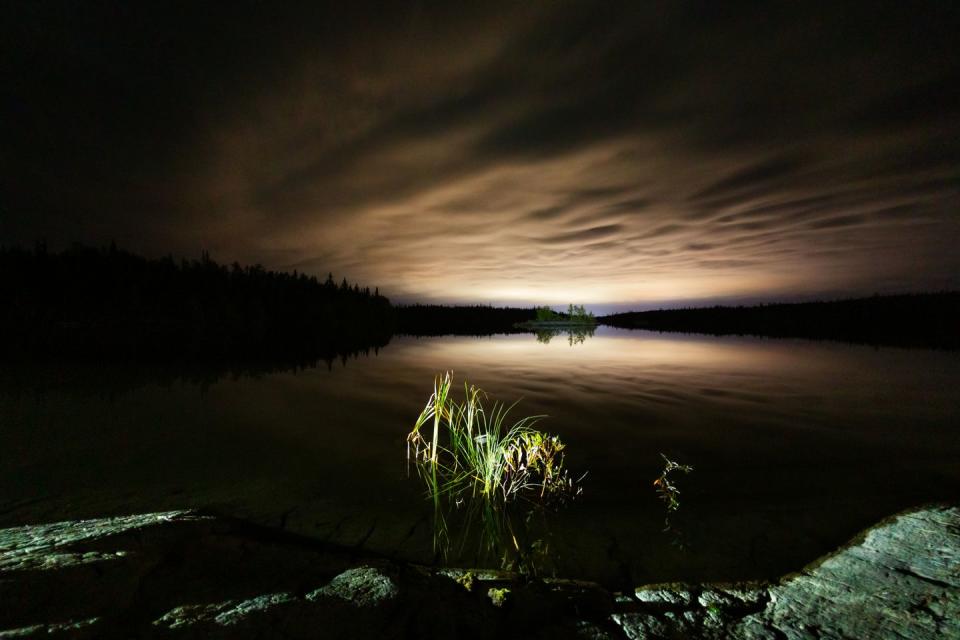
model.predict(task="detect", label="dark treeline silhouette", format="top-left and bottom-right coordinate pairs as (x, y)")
top-left (396, 304), bottom-right (536, 336)
top-left (600, 293), bottom-right (960, 349)
top-left (0, 243), bottom-right (394, 361)
top-left (0, 355), bottom-right (388, 402)
top-left (7, 244), bottom-right (957, 356)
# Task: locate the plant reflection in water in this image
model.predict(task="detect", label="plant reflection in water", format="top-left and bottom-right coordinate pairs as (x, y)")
top-left (406, 372), bottom-right (585, 576)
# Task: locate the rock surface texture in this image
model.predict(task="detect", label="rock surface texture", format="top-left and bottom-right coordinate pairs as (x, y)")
top-left (0, 505), bottom-right (956, 639)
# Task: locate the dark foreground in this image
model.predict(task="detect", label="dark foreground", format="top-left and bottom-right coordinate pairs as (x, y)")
top-left (2, 505), bottom-right (956, 639)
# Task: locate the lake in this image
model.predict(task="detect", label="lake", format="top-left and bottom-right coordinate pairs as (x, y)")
top-left (2, 327), bottom-right (958, 588)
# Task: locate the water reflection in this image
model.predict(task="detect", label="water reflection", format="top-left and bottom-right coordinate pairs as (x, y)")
top-left (534, 325), bottom-right (597, 346)
top-left (405, 372), bottom-right (584, 577)
top-left (426, 496), bottom-right (565, 578)
top-left (1, 327), bottom-right (958, 587)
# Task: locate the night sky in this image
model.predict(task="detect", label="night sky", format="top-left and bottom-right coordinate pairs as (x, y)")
top-left (3, 1), bottom-right (959, 311)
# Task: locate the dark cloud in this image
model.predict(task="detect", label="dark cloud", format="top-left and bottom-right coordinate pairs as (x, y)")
top-left (692, 156), bottom-right (805, 201)
top-left (539, 225), bottom-right (625, 246)
top-left (640, 225), bottom-right (688, 239)
top-left (602, 197), bottom-right (654, 214)
top-left (525, 206), bottom-right (568, 222)
top-left (805, 215), bottom-right (869, 230)
top-left (2, 0), bottom-right (959, 305)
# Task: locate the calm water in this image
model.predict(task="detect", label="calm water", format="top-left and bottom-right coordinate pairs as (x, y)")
top-left (2, 327), bottom-right (959, 587)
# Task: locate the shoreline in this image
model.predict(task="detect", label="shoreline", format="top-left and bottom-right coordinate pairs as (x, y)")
top-left (2, 504), bottom-right (956, 638)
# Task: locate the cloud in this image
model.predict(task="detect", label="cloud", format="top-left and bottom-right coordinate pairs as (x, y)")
top-left (691, 156), bottom-right (805, 201)
top-left (805, 215), bottom-right (868, 230)
top-left (540, 224), bottom-right (625, 245)
top-left (3, 1), bottom-right (960, 306)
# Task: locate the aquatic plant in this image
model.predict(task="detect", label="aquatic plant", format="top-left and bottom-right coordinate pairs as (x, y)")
top-left (654, 454), bottom-right (695, 551)
top-left (653, 453), bottom-right (693, 512)
top-left (406, 372), bottom-right (584, 567)
top-left (487, 587), bottom-right (510, 607)
top-left (407, 372), bottom-right (582, 506)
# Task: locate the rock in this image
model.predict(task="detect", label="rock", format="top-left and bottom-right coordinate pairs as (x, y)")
top-left (213, 593), bottom-right (300, 626)
top-left (1, 504), bottom-right (956, 638)
top-left (730, 505), bottom-right (960, 639)
top-left (633, 584), bottom-right (696, 607)
top-left (437, 567), bottom-right (515, 582)
top-left (0, 617), bottom-right (100, 639)
top-left (0, 510), bottom-right (201, 572)
top-left (608, 504), bottom-right (960, 640)
top-left (696, 586), bottom-right (767, 611)
top-left (573, 619), bottom-right (618, 639)
top-left (0, 510), bottom-right (594, 638)
top-left (307, 566), bottom-right (399, 607)
top-left (612, 611), bottom-right (687, 639)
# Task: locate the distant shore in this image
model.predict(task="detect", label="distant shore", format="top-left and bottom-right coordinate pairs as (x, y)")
top-left (600, 292), bottom-right (960, 350)
top-left (4, 245), bottom-right (958, 358)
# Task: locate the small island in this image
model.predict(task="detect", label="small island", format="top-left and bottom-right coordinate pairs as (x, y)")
top-left (515, 304), bottom-right (597, 330)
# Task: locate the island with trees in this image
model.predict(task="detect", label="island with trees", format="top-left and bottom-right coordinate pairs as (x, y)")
top-left (516, 304), bottom-right (597, 330)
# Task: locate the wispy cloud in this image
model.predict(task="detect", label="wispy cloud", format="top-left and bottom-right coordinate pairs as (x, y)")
top-left (3, 1), bottom-right (959, 307)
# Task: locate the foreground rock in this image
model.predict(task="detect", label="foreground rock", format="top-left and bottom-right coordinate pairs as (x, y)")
top-left (613, 505), bottom-right (959, 639)
top-left (0, 505), bottom-right (956, 639)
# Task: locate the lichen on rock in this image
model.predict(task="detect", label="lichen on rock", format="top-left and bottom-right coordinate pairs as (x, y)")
top-left (307, 566), bottom-right (400, 607)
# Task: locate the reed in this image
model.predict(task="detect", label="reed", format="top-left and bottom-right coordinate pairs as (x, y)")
top-left (407, 372), bottom-right (581, 505)
top-left (406, 372), bottom-right (584, 561)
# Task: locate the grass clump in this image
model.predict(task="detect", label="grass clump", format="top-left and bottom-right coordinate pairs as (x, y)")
top-left (407, 372), bottom-right (582, 507)
top-left (406, 372), bottom-right (584, 568)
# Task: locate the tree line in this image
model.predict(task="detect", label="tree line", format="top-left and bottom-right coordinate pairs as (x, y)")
top-left (395, 304), bottom-right (536, 336)
top-left (600, 293), bottom-right (960, 350)
top-left (4, 243), bottom-right (955, 360)
top-left (0, 243), bottom-right (393, 361)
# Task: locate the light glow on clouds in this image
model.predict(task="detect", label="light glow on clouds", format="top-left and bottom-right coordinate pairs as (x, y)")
top-left (183, 4), bottom-right (959, 307)
top-left (5, 2), bottom-right (959, 309)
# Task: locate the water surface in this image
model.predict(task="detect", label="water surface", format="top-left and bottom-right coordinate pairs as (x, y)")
top-left (2, 327), bottom-right (958, 587)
